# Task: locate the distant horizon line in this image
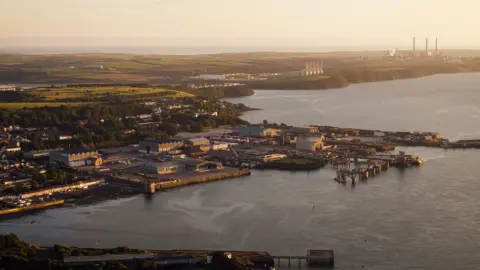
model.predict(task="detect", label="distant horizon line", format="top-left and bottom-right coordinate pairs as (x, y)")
top-left (2, 45), bottom-right (480, 56)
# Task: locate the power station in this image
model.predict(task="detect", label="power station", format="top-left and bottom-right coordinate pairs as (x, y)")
top-left (410, 36), bottom-right (442, 57)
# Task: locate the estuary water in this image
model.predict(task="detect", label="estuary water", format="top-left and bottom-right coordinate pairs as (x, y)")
top-left (3, 73), bottom-right (480, 269)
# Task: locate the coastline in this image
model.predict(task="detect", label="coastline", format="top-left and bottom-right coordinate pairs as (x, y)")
top-left (246, 68), bottom-right (480, 91)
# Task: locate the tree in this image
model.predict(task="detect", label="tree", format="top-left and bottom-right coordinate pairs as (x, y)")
top-left (152, 114), bottom-right (161, 122)
top-left (263, 119), bottom-right (268, 125)
top-left (163, 123), bottom-right (177, 136)
top-left (191, 123), bottom-right (204, 133)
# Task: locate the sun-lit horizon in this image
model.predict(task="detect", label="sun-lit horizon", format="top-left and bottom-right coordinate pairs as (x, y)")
top-left (2, 0), bottom-right (480, 49)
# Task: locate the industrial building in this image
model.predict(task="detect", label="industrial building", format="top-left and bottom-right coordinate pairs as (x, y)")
top-left (296, 137), bottom-right (325, 152)
top-left (144, 162), bottom-right (182, 174)
top-left (139, 138), bottom-right (184, 153)
top-left (49, 149), bottom-right (102, 167)
top-left (239, 125), bottom-right (282, 137)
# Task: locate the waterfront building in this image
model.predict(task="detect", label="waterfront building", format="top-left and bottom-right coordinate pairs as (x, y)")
top-left (144, 162), bottom-right (182, 174)
top-left (139, 139), bottom-right (184, 153)
top-left (296, 137), bottom-right (325, 152)
top-left (239, 125), bottom-right (282, 137)
top-left (181, 159), bottom-right (222, 171)
top-left (288, 126), bottom-right (319, 135)
top-left (49, 149), bottom-right (102, 167)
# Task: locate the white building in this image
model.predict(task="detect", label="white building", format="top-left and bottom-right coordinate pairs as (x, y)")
top-left (192, 74), bottom-right (226, 80)
top-left (296, 137), bottom-right (325, 152)
top-left (211, 143), bottom-right (229, 151)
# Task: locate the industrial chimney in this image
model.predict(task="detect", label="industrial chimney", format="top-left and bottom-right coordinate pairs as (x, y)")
top-left (413, 37), bottom-right (416, 56)
top-left (426, 37), bottom-right (428, 52)
top-left (435, 38), bottom-right (438, 55)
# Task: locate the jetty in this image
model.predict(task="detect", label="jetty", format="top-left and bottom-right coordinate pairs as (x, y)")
top-left (332, 151), bottom-right (423, 184)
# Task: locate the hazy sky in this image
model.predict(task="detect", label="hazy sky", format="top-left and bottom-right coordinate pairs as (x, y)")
top-left (1, 0), bottom-right (479, 48)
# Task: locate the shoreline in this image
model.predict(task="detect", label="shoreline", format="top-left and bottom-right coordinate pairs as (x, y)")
top-left (246, 70), bottom-right (480, 92)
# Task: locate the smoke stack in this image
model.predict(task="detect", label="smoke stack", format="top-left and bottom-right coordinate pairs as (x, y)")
top-left (435, 38), bottom-right (438, 54)
top-left (426, 37), bottom-right (428, 52)
top-left (413, 37), bottom-right (416, 55)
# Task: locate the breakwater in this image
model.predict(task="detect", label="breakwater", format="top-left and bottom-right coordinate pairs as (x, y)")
top-left (0, 200), bottom-right (64, 216)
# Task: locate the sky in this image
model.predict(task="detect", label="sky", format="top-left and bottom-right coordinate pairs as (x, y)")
top-left (1, 0), bottom-right (479, 48)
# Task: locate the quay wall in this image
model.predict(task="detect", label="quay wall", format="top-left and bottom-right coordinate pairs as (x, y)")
top-left (19, 179), bottom-right (105, 199)
top-left (155, 170), bottom-right (251, 190)
top-left (0, 200), bottom-right (64, 215)
top-left (0, 179), bottom-right (105, 201)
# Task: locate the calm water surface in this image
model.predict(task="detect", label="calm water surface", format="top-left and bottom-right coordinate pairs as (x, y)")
top-left (3, 74), bottom-right (480, 269)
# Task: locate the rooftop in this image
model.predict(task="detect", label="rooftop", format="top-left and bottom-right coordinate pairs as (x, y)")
top-left (143, 138), bottom-right (183, 144)
top-left (52, 148), bottom-right (98, 155)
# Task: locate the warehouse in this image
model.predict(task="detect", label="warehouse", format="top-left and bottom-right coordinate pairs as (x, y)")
top-left (139, 138), bottom-right (184, 153)
top-left (50, 149), bottom-right (102, 167)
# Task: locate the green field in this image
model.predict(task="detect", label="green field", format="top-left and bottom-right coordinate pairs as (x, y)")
top-left (31, 86), bottom-right (194, 101)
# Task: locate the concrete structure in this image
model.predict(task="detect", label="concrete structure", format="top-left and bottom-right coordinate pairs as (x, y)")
top-left (139, 139), bottom-right (184, 153)
top-left (296, 137), bottom-right (325, 152)
top-left (373, 131), bottom-right (386, 137)
top-left (239, 126), bottom-right (282, 137)
top-left (144, 162), bottom-right (182, 174)
top-left (50, 149), bottom-right (102, 167)
top-left (16, 179), bottom-right (105, 199)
